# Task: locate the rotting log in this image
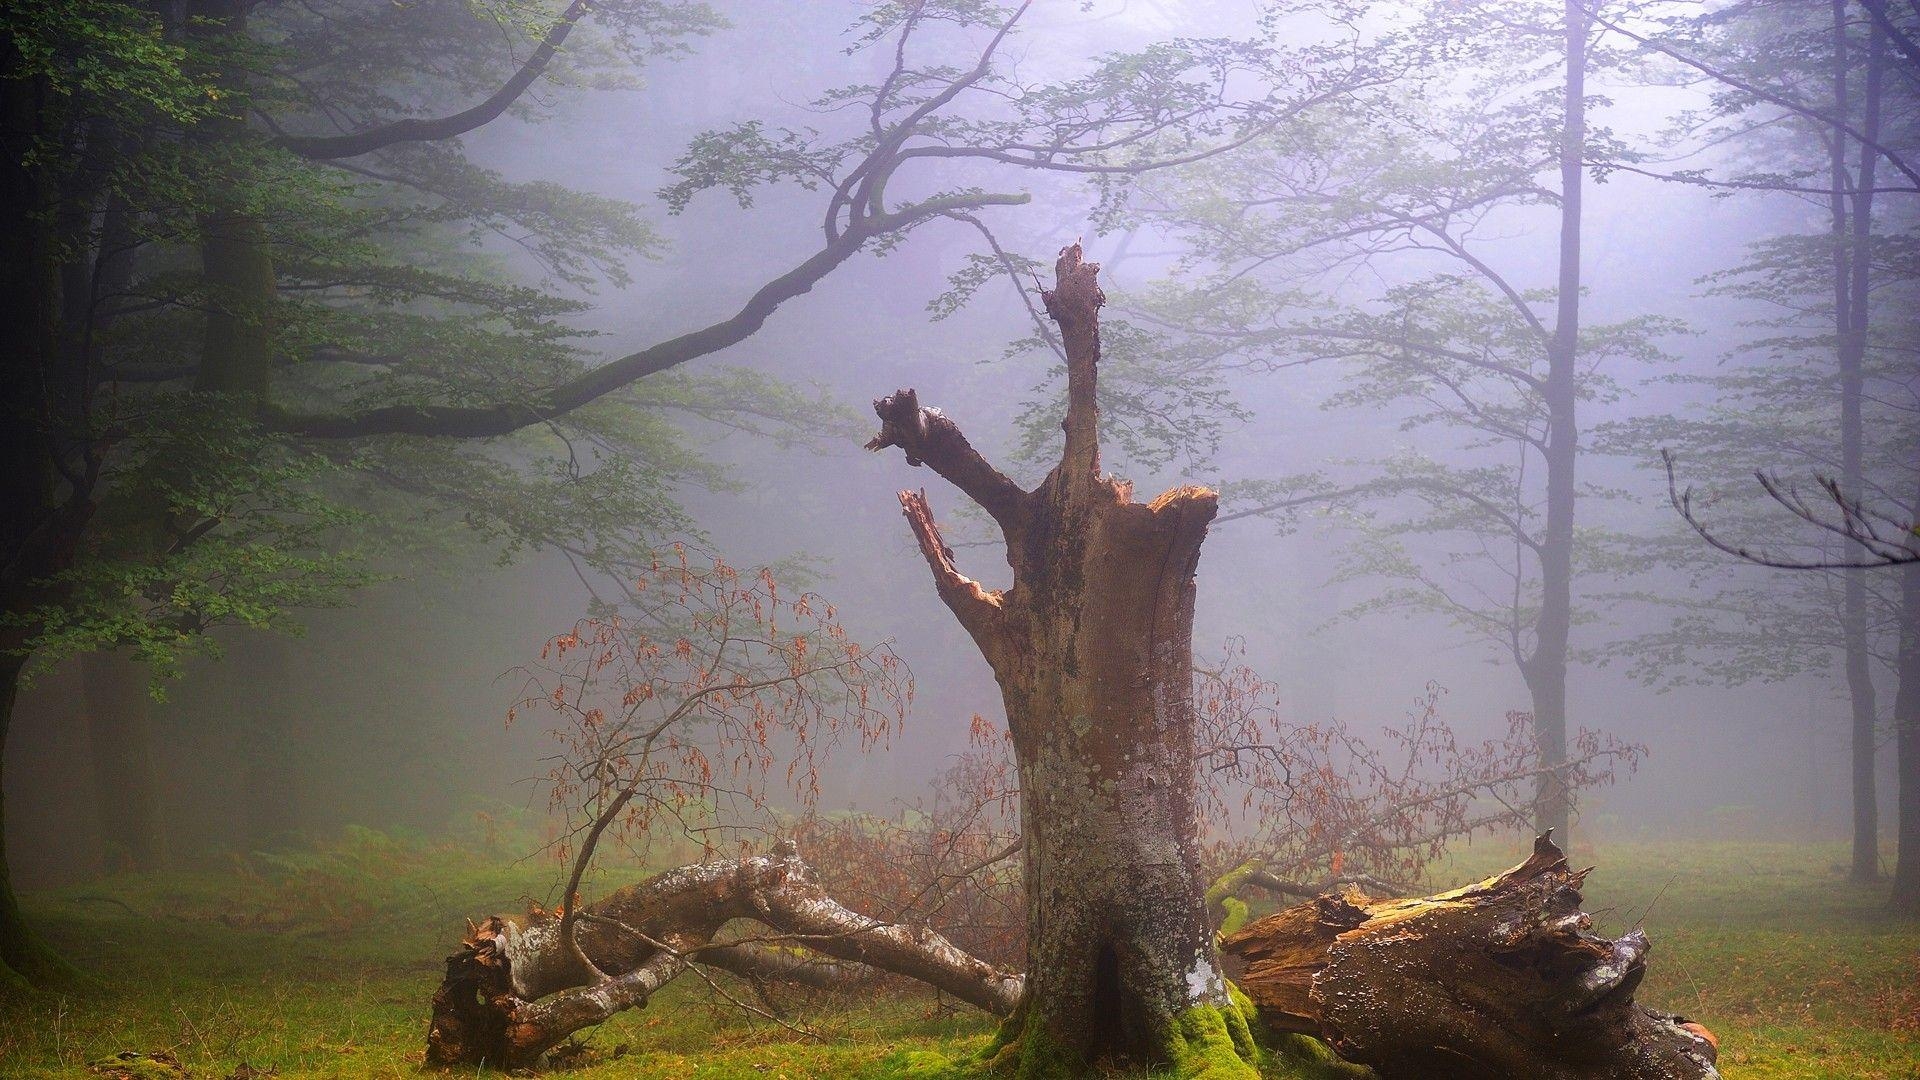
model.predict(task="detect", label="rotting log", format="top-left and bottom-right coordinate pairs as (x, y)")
top-left (425, 840), bottom-right (1022, 1069)
top-left (1221, 834), bottom-right (1722, 1080)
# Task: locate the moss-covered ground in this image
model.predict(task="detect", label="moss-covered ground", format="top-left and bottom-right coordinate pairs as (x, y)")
top-left (1, 833), bottom-right (1914, 1078)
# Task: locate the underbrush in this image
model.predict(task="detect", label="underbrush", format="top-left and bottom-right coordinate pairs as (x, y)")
top-left (0, 836), bottom-right (1914, 1079)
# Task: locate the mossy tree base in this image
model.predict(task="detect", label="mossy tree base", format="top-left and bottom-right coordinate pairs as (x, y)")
top-left (960, 987), bottom-right (1369, 1080)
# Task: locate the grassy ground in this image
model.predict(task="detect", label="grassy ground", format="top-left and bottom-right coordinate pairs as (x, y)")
top-left (0, 833), bottom-right (1914, 1079)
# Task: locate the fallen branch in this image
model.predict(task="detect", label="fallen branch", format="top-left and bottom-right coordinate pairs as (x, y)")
top-left (426, 841), bottom-right (1022, 1068)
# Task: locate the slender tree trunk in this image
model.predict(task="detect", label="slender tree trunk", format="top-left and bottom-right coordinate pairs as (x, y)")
top-left (1832, 0), bottom-right (1884, 883)
top-left (80, 651), bottom-right (168, 872)
top-left (1528, 0), bottom-right (1589, 843)
top-left (1890, 476), bottom-right (1920, 915)
top-left (870, 246), bottom-right (1259, 1078)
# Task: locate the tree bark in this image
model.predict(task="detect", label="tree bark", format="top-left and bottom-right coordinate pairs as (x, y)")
top-left (0, 39), bottom-right (94, 988)
top-left (1832, 0), bottom-right (1886, 885)
top-left (425, 842), bottom-right (1021, 1068)
top-left (1223, 835), bottom-right (1723, 1080)
top-left (1890, 476), bottom-right (1920, 915)
top-left (80, 651), bottom-right (168, 872)
top-left (0, 656), bottom-right (49, 988)
top-left (870, 245), bottom-right (1255, 1078)
top-left (1527, 0), bottom-right (1589, 845)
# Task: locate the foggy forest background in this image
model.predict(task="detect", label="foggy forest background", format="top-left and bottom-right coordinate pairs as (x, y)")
top-left (4, 0), bottom-right (1914, 905)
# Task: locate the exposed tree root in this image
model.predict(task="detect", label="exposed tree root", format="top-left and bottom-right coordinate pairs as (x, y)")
top-left (425, 840), bottom-right (1022, 1069)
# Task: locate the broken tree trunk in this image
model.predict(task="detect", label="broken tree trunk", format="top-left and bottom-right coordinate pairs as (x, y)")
top-left (426, 840), bottom-right (1021, 1069)
top-left (868, 244), bottom-right (1249, 1077)
top-left (1221, 834), bottom-right (1722, 1080)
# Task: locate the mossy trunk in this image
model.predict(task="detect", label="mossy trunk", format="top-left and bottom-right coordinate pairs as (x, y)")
top-left (871, 245), bottom-right (1256, 1078)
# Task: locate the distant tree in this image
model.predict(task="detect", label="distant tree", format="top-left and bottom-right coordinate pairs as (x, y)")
top-left (1107, 0), bottom-right (1666, 843)
top-left (1591, 0), bottom-right (1918, 896)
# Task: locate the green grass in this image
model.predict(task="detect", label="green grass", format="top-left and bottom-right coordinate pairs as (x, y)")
top-left (1, 835), bottom-right (1914, 1079)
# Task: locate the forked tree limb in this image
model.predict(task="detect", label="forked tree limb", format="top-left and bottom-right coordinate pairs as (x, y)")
top-left (866, 388), bottom-right (1029, 532)
top-left (426, 842), bottom-right (1022, 1068)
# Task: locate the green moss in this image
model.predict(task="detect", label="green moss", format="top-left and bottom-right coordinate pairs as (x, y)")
top-left (1261, 1034), bottom-right (1377, 1079)
top-left (1166, 1002), bottom-right (1264, 1079)
top-left (1217, 895), bottom-right (1252, 937)
top-left (1206, 860), bottom-right (1262, 940)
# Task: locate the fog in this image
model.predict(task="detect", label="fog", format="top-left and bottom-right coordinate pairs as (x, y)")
top-left (8, 0), bottom-right (1910, 891)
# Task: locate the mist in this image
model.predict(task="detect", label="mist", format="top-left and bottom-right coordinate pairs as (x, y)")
top-left (2, 1), bottom-right (1915, 1077)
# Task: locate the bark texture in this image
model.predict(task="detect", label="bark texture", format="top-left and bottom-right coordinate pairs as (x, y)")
top-left (1223, 835), bottom-right (1722, 1080)
top-left (870, 245), bottom-right (1248, 1077)
top-left (1830, 0), bottom-right (1886, 885)
top-left (425, 841), bottom-right (1021, 1068)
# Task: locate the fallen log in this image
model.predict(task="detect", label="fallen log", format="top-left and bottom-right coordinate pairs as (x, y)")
top-left (425, 840), bottom-right (1022, 1069)
top-left (1221, 833), bottom-right (1722, 1080)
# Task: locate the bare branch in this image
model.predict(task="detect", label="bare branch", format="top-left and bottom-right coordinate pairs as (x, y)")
top-left (1663, 450), bottom-right (1919, 568)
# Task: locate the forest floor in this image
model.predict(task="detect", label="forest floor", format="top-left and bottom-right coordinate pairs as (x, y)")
top-left (0, 832), bottom-right (1915, 1079)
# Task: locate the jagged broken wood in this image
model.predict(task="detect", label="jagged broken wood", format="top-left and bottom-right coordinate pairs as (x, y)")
top-left (425, 840), bottom-right (1022, 1068)
top-left (1221, 834), bottom-right (1723, 1080)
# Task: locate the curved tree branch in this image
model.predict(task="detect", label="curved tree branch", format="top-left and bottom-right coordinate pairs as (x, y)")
top-left (265, 192), bottom-right (1028, 439)
top-left (276, 0), bottom-right (593, 160)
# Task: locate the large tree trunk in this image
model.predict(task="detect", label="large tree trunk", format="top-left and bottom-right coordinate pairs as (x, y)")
top-left (1223, 835), bottom-right (1722, 1080)
top-left (81, 651), bottom-right (168, 872)
top-left (0, 41), bottom-right (93, 988)
top-left (869, 245), bottom-right (1255, 1077)
top-left (425, 842), bottom-right (1021, 1068)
